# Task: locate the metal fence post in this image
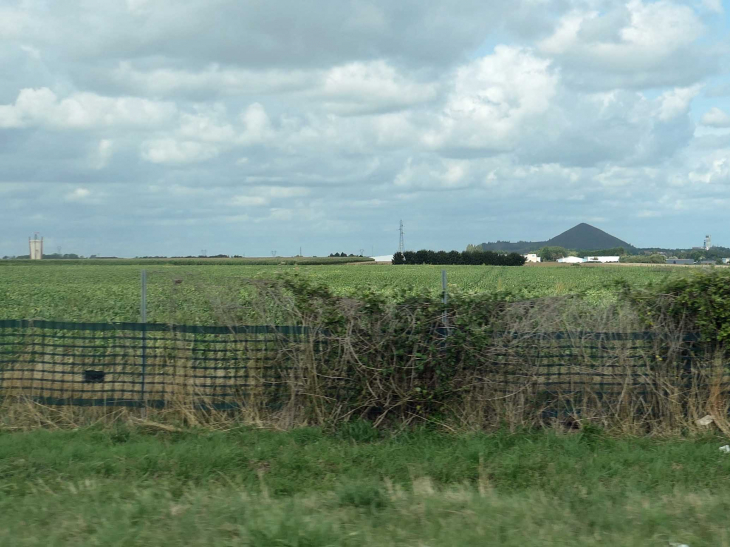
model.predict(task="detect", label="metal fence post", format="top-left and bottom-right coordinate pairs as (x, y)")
top-left (140, 270), bottom-right (147, 413)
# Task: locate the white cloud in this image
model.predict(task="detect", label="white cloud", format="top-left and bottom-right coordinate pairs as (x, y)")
top-left (253, 186), bottom-right (310, 198)
top-left (95, 139), bottom-right (114, 169)
top-left (0, 0), bottom-right (728, 256)
top-left (141, 139), bottom-right (219, 164)
top-left (393, 157), bottom-right (472, 189)
top-left (229, 195), bottom-right (269, 206)
top-left (687, 156), bottom-right (730, 184)
top-left (112, 62), bottom-right (316, 97)
top-left (318, 60), bottom-right (438, 115)
top-left (238, 103), bottom-right (275, 145)
top-left (702, 0), bottom-right (724, 13)
top-left (179, 112), bottom-right (236, 142)
top-left (656, 85), bottom-right (702, 121)
top-left (0, 7), bottom-right (30, 39)
top-left (19, 44), bottom-right (41, 59)
top-left (539, 0), bottom-right (708, 89)
top-left (423, 46), bottom-right (557, 153)
top-left (701, 107), bottom-right (730, 128)
top-left (65, 188), bottom-right (91, 202)
top-left (0, 88), bottom-right (177, 129)
top-left (126, 0), bottom-right (154, 15)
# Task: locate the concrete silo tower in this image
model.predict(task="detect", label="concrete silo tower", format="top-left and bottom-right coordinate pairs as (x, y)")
top-left (704, 235), bottom-right (712, 251)
top-left (29, 233), bottom-right (43, 260)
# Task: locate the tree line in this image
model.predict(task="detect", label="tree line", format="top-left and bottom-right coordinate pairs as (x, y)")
top-left (393, 250), bottom-right (526, 266)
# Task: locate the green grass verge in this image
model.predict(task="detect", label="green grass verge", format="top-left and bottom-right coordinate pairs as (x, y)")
top-left (1, 425), bottom-right (729, 545)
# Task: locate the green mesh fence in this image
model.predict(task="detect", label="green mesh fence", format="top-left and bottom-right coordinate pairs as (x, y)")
top-left (0, 320), bottom-right (722, 412)
top-left (0, 320), bottom-right (312, 410)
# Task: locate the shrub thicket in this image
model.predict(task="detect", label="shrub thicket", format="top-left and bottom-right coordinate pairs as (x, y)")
top-left (620, 268), bottom-right (730, 344)
top-left (245, 275), bottom-right (724, 432)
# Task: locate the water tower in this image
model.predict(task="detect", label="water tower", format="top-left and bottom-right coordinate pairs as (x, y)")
top-left (29, 233), bottom-right (43, 260)
top-left (704, 234), bottom-right (712, 251)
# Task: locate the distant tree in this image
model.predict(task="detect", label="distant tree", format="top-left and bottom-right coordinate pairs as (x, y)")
top-left (414, 250), bottom-right (430, 264)
top-left (576, 247), bottom-right (627, 257)
top-left (539, 246), bottom-right (568, 262)
top-left (465, 244), bottom-right (483, 253)
top-left (394, 249), bottom-right (524, 266)
top-left (620, 254), bottom-right (666, 264)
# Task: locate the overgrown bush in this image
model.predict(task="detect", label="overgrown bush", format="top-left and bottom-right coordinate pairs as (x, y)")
top-left (247, 276), bottom-right (713, 433)
top-left (619, 269), bottom-right (730, 344)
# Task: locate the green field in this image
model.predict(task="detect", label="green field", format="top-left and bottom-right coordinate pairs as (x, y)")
top-left (0, 263), bottom-right (689, 324)
top-left (0, 425), bottom-right (728, 546)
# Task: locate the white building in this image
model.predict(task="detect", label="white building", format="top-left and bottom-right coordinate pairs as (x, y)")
top-left (523, 253), bottom-right (541, 263)
top-left (723, 258), bottom-right (730, 264)
top-left (557, 256), bottom-right (585, 264)
top-left (583, 256), bottom-right (620, 263)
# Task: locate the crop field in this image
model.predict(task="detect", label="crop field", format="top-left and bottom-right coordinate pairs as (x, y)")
top-left (0, 262), bottom-right (693, 324)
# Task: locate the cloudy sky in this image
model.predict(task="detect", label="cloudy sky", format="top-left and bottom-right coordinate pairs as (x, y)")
top-left (1, 0), bottom-right (729, 257)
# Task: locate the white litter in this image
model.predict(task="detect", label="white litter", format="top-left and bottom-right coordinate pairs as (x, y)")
top-left (696, 415), bottom-right (714, 426)
top-left (719, 445), bottom-right (730, 453)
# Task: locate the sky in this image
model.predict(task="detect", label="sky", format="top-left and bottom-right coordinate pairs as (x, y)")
top-left (1, 0), bottom-right (730, 257)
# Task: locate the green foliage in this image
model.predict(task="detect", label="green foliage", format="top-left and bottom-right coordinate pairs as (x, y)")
top-left (620, 269), bottom-right (730, 343)
top-left (277, 276), bottom-right (519, 423)
top-left (538, 246), bottom-right (568, 262)
top-left (575, 247), bottom-right (627, 257)
top-left (620, 254), bottom-right (666, 263)
top-left (400, 249), bottom-right (525, 266)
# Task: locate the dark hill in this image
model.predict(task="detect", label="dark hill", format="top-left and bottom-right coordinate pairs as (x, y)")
top-left (546, 223), bottom-right (633, 251)
top-left (479, 223), bottom-right (634, 253)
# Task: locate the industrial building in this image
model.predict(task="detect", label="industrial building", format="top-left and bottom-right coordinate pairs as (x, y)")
top-left (583, 256), bottom-right (620, 263)
top-left (523, 253), bottom-right (541, 263)
top-left (29, 233), bottom-right (43, 260)
top-left (557, 256), bottom-right (585, 264)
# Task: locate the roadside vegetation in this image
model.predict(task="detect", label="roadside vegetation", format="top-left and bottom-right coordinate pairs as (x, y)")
top-left (3, 265), bottom-right (730, 545)
top-left (1, 425), bottom-right (729, 546)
